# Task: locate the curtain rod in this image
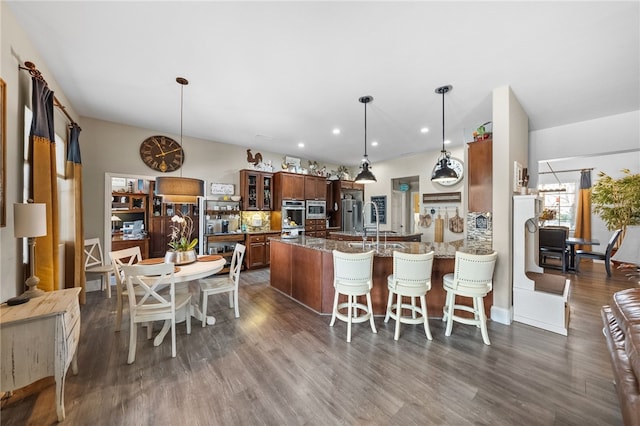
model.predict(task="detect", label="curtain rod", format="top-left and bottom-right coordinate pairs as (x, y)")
top-left (538, 167), bottom-right (594, 175)
top-left (18, 61), bottom-right (81, 130)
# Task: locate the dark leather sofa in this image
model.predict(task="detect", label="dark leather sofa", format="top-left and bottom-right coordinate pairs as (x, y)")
top-left (601, 288), bottom-right (640, 425)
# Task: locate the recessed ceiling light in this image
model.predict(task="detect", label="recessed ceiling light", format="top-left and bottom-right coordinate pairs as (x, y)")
top-left (420, 127), bottom-right (429, 133)
top-left (444, 139), bottom-right (451, 145)
top-left (332, 128), bottom-right (341, 135)
top-left (371, 141), bottom-right (378, 146)
top-left (298, 142), bottom-right (305, 148)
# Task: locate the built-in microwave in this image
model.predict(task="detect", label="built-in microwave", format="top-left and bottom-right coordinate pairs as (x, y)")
top-left (306, 200), bottom-right (327, 220)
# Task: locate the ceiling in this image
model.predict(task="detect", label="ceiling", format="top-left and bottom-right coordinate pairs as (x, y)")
top-left (7, 1), bottom-right (639, 167)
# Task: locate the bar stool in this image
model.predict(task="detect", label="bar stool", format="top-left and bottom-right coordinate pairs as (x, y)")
top-left (442, 251), bottom-right (497, 345)
top-left (330, 250), bottom-right (377, 343)
top-left (384, 251), bottom-right (434, 341)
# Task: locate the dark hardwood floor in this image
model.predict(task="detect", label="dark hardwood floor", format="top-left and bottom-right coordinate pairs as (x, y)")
top-left (1, 261), bottom-right (634, 425)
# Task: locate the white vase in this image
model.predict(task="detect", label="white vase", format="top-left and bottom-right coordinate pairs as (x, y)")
top-left (164, 249), bottom-right (197, 265)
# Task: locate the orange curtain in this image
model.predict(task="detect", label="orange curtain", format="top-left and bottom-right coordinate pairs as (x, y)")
top-left (29, 78), bottom-right (59, 292)
top-left (66, 124), bottom-right (86, 303)
top-left (574, 170), bottom-right (592, 250)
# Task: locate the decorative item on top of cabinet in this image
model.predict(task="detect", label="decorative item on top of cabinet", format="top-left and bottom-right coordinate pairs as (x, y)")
top-left (240, 170), bottom-right (273, 211)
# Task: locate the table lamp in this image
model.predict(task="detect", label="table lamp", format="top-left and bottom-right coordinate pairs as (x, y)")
top-left (14, 202), bottom-right (47, 297)
top-left (111, 215), bottom-right (121, 234)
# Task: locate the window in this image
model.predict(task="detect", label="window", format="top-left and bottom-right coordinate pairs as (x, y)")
top-left (538, 183), bottom-right (576, 230)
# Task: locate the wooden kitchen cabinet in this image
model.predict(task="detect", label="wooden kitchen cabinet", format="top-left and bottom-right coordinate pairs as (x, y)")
top-left (304, 175), bottom-right (327, 200)
top-left (245, 232), bottom-right (280, 269)
top-left (240, 170), bottom-right (273, 211)
top-left (274, 172), bottom-right (305, 205)
top-left (305, 218), bottom-right (327, 238)
top-left (467, 139), bottom-right (492, 213)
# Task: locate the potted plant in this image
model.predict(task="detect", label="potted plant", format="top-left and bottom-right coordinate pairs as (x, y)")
top-left (591, 169), bottom-right (640, 242)
top-left (164, 213), bottom-right (198, 265)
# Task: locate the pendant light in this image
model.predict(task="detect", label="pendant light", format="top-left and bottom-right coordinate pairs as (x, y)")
top-left (354, 95), bottom-right (377, 184)
top-left (431, 85), bottom-right (459, 183)
top-left (155, 77), bottom-right (204, 204)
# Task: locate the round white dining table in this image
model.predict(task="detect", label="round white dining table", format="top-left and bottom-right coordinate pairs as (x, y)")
top-left (152, 256), bottom-right (225, 346)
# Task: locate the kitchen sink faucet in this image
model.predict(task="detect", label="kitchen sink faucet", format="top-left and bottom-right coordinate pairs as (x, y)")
top-left (362, 201), bottom-right (380, 250)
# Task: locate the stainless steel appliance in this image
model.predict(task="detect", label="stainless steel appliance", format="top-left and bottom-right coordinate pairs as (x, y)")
top-left (341, 199), bottom-right (363, 232)
top-left (282, 200), bottom-right (305, 231)
top-left (306, 200), bottom-right (326, 220)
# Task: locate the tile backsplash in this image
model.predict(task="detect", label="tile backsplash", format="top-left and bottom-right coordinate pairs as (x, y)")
top-left (241, 211), bottom-right (271, 232)
top-left (467, 212), bottom-right (493, 243)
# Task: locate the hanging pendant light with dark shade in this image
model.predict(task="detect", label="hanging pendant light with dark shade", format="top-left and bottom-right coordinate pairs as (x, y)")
top-left (431, 85), bottom-right (459, 184)
top-left (155, 77), bottom-right (204, 204)
top-left (354, 95), bottom-right (377, 184)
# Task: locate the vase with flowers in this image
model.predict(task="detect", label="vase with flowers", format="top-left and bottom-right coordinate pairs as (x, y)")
top-left (164, 213), bottom-right (198, 265)
top-left (539, 208), bottom-right (556, 227)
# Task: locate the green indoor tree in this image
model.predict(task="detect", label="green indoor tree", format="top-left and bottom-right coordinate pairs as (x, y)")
top-left (591, 169), bottom-right (640, 239)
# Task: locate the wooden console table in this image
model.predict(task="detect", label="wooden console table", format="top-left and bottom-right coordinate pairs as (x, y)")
top-left (1, 288), bottom-right (81, 421)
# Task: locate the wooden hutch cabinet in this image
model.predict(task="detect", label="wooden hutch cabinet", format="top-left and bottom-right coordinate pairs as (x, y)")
top-left (147, 182), bottom-right (200, 258)
top-left (240, 170), bottom-right (273, 211)
top-left (467, 139), bottom-right (493, 213)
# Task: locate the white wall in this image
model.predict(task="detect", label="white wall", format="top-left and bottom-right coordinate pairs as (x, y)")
top-left (358, 147), bottom-right (465, 243)
top-left (492, 86), bottom-right (529, 324)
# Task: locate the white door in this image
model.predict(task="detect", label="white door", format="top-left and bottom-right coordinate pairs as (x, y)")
top-left (391, 190), bottom-right (406, 233)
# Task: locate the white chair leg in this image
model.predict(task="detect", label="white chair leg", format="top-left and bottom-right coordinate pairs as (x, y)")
top-left (228, 291), bottom-right (233, 309)
top-left (146, 321), bottom-right (153, 339)
top-left (233, 290), bottom-right (240, 318)
top-left (384, 289), bottom-right (393, 323)
top-left (127, 320), bottom-right (137, 364)
top-left (445, 291), bottom-right (454, 337)
top-left (394, 292), bottom-right (401, 341)
top-left (347, 295), bottom-right (353, 343)
top-left (186, 305), bottom-right (192, 335)
top-left (478, 297), bottom-right (490, 345)
top-left (366, 292), bottom-right (377, 334)
top-left (421, 295), bottom-right (432, 340)
top-left (201, 292), bottom-right (208, 328)
top-left (411, 296), bottom-right (417, 319)
top-left (171, 317), bottom-right (177, 358)
top-left (330, 292), bottom-right (339, 327)
top-left (115, 292), bottom-right (123, 332)
top-left (442, 290), bottom-right (453, 322)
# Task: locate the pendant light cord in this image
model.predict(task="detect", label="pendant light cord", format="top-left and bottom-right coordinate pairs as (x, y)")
top-left (364, 100), bottom-right (368, 160)
top-left (180, 83), bottom-right (184, 178)
top-left (441, 88), bottom-right (445, 153)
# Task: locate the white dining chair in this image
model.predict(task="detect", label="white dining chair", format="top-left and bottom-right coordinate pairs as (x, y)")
top-left (384, 251), bottom-right (434, 341)
top-left (198, 244), bottom-right (246, 327)
top-left (84, 238), bottom-right (114, 298)
top-left (121, 263), bottom-right (191, 364)
top-left (442, 251), bottom-right (497, 345)
top-left (330, 250), bottom-right (377, 343)
top-left (109, 247), bottom-right (142, 332)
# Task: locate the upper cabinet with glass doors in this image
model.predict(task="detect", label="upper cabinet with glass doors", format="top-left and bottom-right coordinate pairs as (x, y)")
top-left (240, 170), bottom-right (273, 211)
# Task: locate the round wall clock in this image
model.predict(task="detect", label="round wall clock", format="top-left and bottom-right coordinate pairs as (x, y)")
top-left (432, 157), bottom-right (464, 186)
top-left (139, 135), bottom-right (184, 173)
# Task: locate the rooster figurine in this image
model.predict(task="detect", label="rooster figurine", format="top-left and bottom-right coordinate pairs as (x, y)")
top-left (246, 149), bottom-right (263, 166)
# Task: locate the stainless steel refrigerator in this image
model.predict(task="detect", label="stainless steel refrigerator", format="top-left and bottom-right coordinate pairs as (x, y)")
top-left (342, 199), bottom-right (363, 232)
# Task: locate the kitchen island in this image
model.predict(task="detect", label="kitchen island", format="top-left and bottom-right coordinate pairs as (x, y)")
top-left (270, 236), bottom-right (493, 317)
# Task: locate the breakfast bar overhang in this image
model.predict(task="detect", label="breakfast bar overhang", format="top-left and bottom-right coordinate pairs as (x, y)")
top-left (269, 236), bottom-right (494, 316)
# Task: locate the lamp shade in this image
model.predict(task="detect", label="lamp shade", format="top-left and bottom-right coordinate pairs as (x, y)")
top-left (111, 215), bottom-right (122, 222)
top-left (431, 157), bottom-right (459, 183)
top-left (14, 203), bottom-right (47, 238)
top-left (354, 162), bottom-right (377, 184)
top-left (155, 176), bottom-right (204, 204)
